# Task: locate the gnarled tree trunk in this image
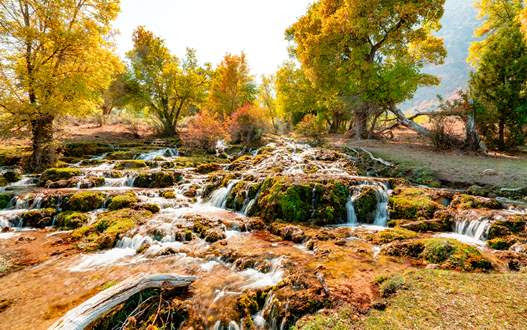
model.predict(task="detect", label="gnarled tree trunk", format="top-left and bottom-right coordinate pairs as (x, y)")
top-left (28, 114), bottom-right (56, 172)
top-left (50, 274), bottom-right (195, 330)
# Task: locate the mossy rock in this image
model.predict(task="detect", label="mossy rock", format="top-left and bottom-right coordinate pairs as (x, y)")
top-left (133, 171), bottom-right (179, 188)
top-left (66, 191), bottom-right (106, 212)
top-left (39, 168), bottom-right (81, 186)
top-left (371, 228), bottom-right (418, 244)
top-left (451, 194), bottom-right (503, 210)
top-left (138, 203), bottom-right (161, 213)
top-left (63, 143), bottom-right (114, 158)
top-left (389, 187), bottom-right (442, 220)
top-left (399, 211), bottom-right (454, 233)
top-left (382, 238), bottom-right (493, 272)
top-left (2, 170), bottom-right (21, 183)
top-left (161, 190), bottom-right (176, 199)
top-left (114, 160), bottom-right (147, 170)
top-left (73, 208), bottom-right (153, 251)
top-left (55, 211), bottom-right (89, 230)
top-left (0, 193), bottom-right (14, 209)
top-left (196, 163), bottom-right (222, 174)
top-left (108, 192), bottom-right (138, 211)
top-left (256, 177), bottom-right (349, 225)
top-left (487, 237), bottom-right (517, 250)
top-left (106, 151), bottom-right (139, 160)
top-left (488, 217), bottom-right (526, 240)
top-left (19, 208), bottom-right (57, 228)
top-left (353, 186), bottom-right (379, 224)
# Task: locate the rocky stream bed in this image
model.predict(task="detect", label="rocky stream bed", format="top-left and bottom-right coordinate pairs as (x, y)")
top-left (0, 139), bottom-right (526, 329)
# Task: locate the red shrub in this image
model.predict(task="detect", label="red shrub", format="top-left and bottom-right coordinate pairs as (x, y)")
top-left (228, 104), bottom-right (267, 145)
top-left (183, 111), bottom-right (227, 152)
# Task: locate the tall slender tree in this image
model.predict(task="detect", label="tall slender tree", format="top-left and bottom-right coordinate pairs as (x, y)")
top-left (469, 0), bottom-right (527, 150)
top-left (0, 0), bottom-right (121, 171)
top-left (126, 27), bottom-right (210, 136)
top-left (207, 53), bottom-right (256, 120)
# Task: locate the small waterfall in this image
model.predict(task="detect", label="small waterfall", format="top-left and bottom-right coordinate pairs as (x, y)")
top-left (373, 184), bottom-right (389, 227)
top-left (253, 292), bottom-right (275, 329)
top-left (346, 196), bottom-right (358, 225)
top-left (137, 147), bottom-right (179, 161)
top-left (209, 180), bottom-right (239, 209)
top-left (117, 234), bottom-right (153, 251)
top-left (454, 219), bottom-right (490, 241)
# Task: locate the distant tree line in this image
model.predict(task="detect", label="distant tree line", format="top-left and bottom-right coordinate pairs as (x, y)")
top-left (0, 0), bottom-right (526, 171)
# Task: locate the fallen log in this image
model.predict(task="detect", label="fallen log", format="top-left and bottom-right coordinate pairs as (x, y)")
top-left (49, 274), bottom-right (196, 330)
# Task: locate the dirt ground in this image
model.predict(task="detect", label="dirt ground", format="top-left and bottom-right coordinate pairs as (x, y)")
top-left (328, 127), bottom-right (527, 189)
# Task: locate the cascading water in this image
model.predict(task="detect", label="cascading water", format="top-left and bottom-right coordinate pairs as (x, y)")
top-left (373, 183), bottom-right (389, 227)
top-left (454, 219), bottom-right (490, 241)
top-left (346, 196), bottom-right (358, 226)
top-left (137, 147), bottom-right (179, 161)
top-left (209, 180), bottom-right (239, 208)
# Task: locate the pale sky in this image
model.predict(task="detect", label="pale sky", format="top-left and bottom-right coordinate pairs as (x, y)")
top-left (114, 0), bottom-right (314, 78)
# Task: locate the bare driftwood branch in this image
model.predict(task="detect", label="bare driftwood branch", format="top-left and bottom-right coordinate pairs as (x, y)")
top-left (49, 274), bottom-right (196, 330)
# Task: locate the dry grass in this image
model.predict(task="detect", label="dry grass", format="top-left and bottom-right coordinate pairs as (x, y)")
top-left (329, 131), bottom-right (527, 188)
top-left (298, 269), bottom-right (527, 330)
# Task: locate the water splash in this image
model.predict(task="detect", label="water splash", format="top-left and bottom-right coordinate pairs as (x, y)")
top-left (346, 196), bottom-right (358, 225)
top-left (453, 219), bottom-right (490, 241)
top-left (137, 148), bottom-right (179, 161)
top-left (209, 180), bottom-right (239, 208)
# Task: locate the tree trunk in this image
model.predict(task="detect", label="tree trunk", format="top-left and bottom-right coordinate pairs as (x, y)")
top-left (465, 111), bottom-right (487, 152)
top-left (389, 105), bottom-right (433, 138)
top-left (498, 116), bottom-right (505, 151)
top-left (28, 114), bottom-right (56, 172)
top-left (353, 108), bottom-right (369, 140)
top-left (49, 274), bottom-right (195, 330)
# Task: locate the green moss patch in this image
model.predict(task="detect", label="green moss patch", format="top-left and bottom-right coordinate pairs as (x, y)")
top-left (133, 171), bottom-right (179, 188)
top-left (451, 194), bottom-right (503, 210)
top-left (389, 187), bottom-right (442, 220)
top-left (38, 168), bottom-right (81, 186)
top-left (66, 191), bottom-right (106, 212)
top-left (114, 160), bottom-right (147, 170)
top-left (0, 193), bottom-right (14, 209)
top-left (55, 211), bottom-right (89, 230)
top-left (371, 228), bottom-right (418, 244)
top-left (382, 238), bottom-right (493, 272)
top-left (108, 192), bottom-right (138, 211)
top-left (256, 177), bottom-right (349, 225)
top-left (73, 208), bottom-right (152, 251)
top-left (20, 208), bottom-right (57, 228)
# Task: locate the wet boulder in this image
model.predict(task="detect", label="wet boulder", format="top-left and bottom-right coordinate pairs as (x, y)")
top-left (451, 194), bottom-right (503, 210)
top-left (196, 163), bottom-right (222, 174)
top-left (371, 228), bottom-right (418, 244)
top-left (2, 169), bottom-right (21, 183)
top-left (19, 208), bottom-right (57, 228)
top-left (38, 168), bottom-right (81, 187)
top-left (114, 160), bottom-right (147, 170)
top-left (353, 186), bottom-right (379, 224)
top-left (55, 211), bottom-right (89, 230)
top-left (382, 238), bottom-right (493, 272)
top-left (108, 192), bottom-right (139, 211)
top-left (204, 228), bottom-right (226, 243)
top-left (256, 177), bottom-right (349, 225)
top-left (106, 150), bottom-right (139, 160)
top-left (63, 142), bottom-right (114, 158)
top-left (0, 193), bottom-right (14, 209)
top-left (133, 171), bottom-right (180, 188)
top-left (488, 216), bottom-right (526, 240)
top-left (65, 191), bottom-right (106, 212)
top-left (389, 187), bottom-right (443, 220)
top-left (72, 208), bottom-right (153, 251)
